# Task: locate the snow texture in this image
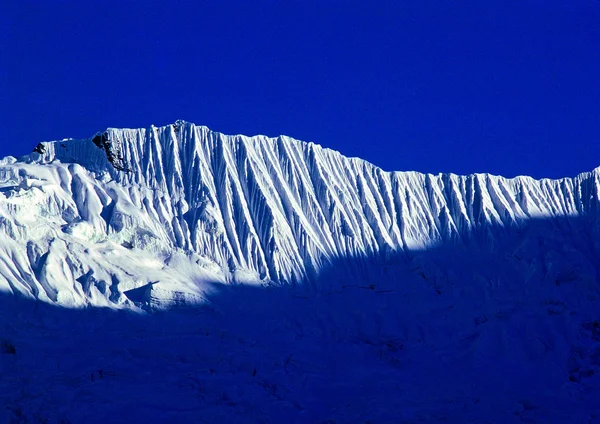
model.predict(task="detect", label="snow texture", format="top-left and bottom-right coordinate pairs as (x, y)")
top-left (1, 121), bottom-right (600, 422)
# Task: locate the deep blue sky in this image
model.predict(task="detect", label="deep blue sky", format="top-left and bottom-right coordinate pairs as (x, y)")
top-left (1, 1), bottom-right (599, 178)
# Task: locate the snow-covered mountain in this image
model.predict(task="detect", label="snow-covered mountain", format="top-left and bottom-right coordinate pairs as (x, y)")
top-left (0, 120), bottom-right (599, 308)
top-left (2, 121), bottom-right (600, 422)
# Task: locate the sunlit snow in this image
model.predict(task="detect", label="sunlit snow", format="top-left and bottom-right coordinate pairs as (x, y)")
top-left (0, 122), bottom-right (599, 422)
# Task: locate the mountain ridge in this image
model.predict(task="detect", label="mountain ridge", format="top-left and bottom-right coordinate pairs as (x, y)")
top-left (3, 122), bottom-right (600, 421)
top-left (0, 121), bottom-right (598, 308)
top-left (32, 120), bottom-right (600, 181)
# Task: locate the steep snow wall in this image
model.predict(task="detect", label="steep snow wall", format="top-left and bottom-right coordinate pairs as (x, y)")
top-left (0, 121), bottom-right (599, 307)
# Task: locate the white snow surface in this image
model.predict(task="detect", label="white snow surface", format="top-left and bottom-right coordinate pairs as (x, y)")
top-left (1, 121), bottom-right (600, 422)
top-left (2, 120), bottom-right (599, 307)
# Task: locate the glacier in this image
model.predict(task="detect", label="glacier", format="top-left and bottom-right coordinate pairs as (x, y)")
top-left (1, 121), bottom-right (600, 422)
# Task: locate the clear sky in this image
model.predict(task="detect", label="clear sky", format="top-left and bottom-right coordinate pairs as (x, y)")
top-left (1, 1), bottom-right (599, 178)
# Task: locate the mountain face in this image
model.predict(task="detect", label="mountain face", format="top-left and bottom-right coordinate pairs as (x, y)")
top-left (2, 122), bottom-right (600, 422)
top-left (0, 121), bottom-right (599, 308)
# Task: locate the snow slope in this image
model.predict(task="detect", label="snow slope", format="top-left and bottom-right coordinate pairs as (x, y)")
top-left (1, 120), bottom-right (599, 307)
top-left (1, 122), bottom-right (600, 422)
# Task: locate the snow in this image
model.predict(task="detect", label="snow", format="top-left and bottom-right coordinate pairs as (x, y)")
top-left (0, 121), bottom-right (599, 422)
top-left (11, 121), bottom-right (600, 302)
